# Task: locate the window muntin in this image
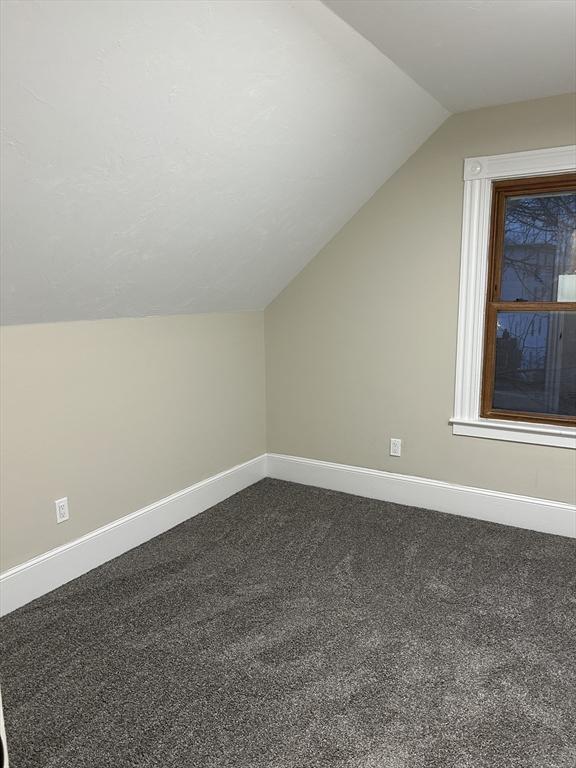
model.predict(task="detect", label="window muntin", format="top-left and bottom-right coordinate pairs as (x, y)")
top-left (481, 174), bottom-right (576, 426)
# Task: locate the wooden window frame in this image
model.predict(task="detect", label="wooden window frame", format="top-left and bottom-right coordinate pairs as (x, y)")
top-left (451, 146), bottom-right (576, 449)
top-left (480, 173), bottom-right (576, 426)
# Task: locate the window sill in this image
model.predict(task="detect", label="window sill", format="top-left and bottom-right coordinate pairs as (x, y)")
top-left (450, 417), bottom-right (576, 449)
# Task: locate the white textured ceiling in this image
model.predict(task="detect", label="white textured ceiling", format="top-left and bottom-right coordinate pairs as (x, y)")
top-left (0, 0), bottom-right (447, 325)
top-left (324, 0), bottom-right (576, 112)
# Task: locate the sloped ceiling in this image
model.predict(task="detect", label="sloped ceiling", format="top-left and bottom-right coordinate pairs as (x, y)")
top-left (0, 0), bottom-right (448, 325)
top-left (324, 0), bottom-right (576, 112)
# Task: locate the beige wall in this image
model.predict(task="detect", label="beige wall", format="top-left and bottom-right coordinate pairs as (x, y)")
top-left (0, 313), bottom-right (265, 570)
top-left (266, 94), bottom-right (576, 505)
top-left (2, 95), bottom-right (575, 574)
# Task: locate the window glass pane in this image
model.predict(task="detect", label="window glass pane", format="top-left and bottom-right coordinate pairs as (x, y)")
top-left (499, 191), bottom-right (576, 302)
top-left (492, 311), bottom-right (576, 416)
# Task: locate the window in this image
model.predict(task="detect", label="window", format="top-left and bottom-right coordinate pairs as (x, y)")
top-left (481, 174), bottom-right (576, 425)
top-left (452, 146), bottom-right (576, 449)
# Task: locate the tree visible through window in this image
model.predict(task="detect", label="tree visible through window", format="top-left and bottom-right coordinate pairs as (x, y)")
top-left (481, 174), bottom-right (576, 425)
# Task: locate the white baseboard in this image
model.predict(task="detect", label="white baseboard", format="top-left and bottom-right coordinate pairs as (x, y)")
top-left (3, 452), bottom-right (573, 616)
top-left (267, 453), bottom-right (576, 539)
top-left (0, 454), bottom-right (267, 616)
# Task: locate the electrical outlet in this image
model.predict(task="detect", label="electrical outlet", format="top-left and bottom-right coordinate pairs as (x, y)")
top-left (55, 497), bottom-right (69, 523)
top-left (390, 438), bottom-right (402, 457)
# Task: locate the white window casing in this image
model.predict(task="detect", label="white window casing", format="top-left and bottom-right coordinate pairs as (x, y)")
top-left (451, 145), bottom-right (576, 449)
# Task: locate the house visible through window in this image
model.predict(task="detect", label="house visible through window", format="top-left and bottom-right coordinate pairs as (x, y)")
top-left (481, 174), bottom-right (576, 425)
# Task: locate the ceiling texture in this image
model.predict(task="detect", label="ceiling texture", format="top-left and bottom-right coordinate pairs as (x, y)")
top-left (0, 0), bottom-right (573, 325)
top-left (0, 0), bottom-right (447, 325)
top-left (324, 0), bottom-right (576, 112)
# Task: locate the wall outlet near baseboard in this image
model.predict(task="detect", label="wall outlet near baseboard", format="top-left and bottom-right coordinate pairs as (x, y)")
top-left (390, 438), bottom-right (402, 457)
top-left (55, 497), bottom-right (69, 523)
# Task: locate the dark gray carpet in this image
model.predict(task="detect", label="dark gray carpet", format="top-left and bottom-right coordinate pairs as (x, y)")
top-left (1, 478), bottom-right (575, 768)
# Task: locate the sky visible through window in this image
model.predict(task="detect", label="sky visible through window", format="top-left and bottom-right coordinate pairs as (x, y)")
top-left (492, 190), bottom-right (575, 417)
top-left (501, 191), bottom-right (576, 302)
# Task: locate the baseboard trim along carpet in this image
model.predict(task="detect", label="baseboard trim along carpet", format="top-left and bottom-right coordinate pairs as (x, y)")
top-left (0, 454), bottom-right (267, 616)
top-left (267, 453), bottom-right (576, 539)
top-left (2, 452), bottom-right (574, 615)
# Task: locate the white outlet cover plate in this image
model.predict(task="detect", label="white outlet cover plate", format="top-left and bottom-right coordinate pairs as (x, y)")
top-left (55, 497), bottom-right (69, 523)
